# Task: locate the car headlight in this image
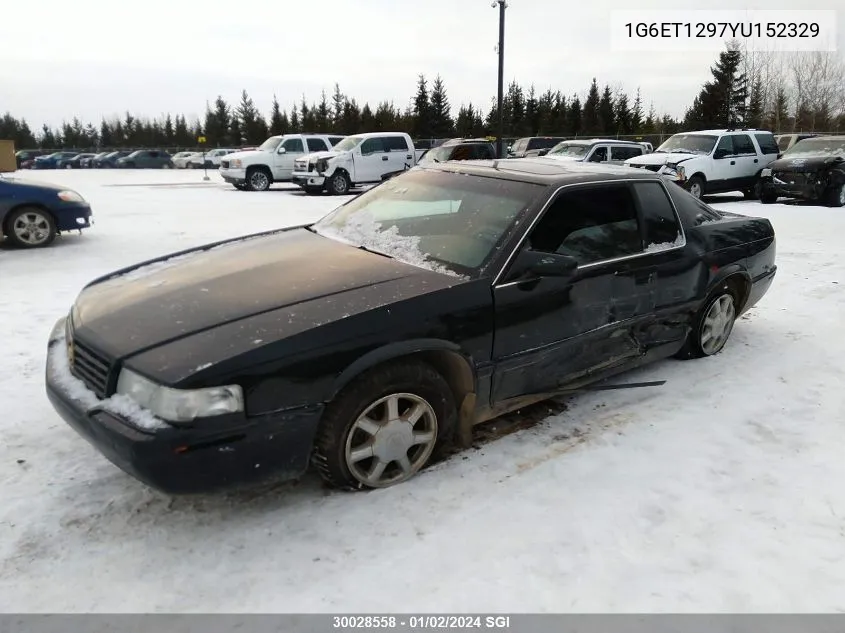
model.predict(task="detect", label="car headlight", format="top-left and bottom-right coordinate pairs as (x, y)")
top-left (57, 190), bottom-right (85, 202)
top-left (116, 367), bottom-right (244, 424)
top-left (316, 159), bottom-right (330, 173)
top-left (229, 159), bottom-right (242, 168)
top-left (761, 168), bottom-right (772, 177)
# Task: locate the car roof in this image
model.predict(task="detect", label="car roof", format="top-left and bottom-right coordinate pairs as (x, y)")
top-left (557, 138), bottom-right (642, 145)
top-left (441, 138), bottom-right (494, 146)
top-left (349, 132), bottom-right (408, 139)
top-left (419, 157), bottom-right (665, 186)
top-left (807, 135), bottom-right (845, 141)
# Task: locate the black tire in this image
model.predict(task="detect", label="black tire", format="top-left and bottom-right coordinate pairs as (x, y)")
top-left (760, 191), bottom-right (778, 204)
top-left (326, 170), bottom-right (351, 195)
top-left (675, 286), bottom-right (738, 360)
top-left (743, 180), bottom-right (762, 200)
top-left (686, 175), bottom-right (705, 199)
top-left (312, 360), bottom-right (457, 491)
top-left (4, 206), bottom-right (57, 249)
top-left (245, 167), bottom-right (272, 192)
top-left (825, 183), bottom-right (845, 208)
top-left (303, 185), bottom-right (323, 195)
top-left (233, 183), bottom-right (248, 191)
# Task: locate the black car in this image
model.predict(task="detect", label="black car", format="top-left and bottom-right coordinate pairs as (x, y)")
top-left (418, 138), bottom-right (497, 164)
top-left (94, 151), bottom-right (131, 168)
top-left (45, 160), bottom-right (776, 494)
top-left (759, 136), bottom-right (845, 207)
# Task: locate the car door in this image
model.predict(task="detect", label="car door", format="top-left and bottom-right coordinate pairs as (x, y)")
top-left (274, 137), bottom-right (304, 180)
top-left (609, 145), bottom-right (643, 165)
top-left (709, 135), bottom-right (735, 189)
top-left (356, 137), bottom-right (386, 182)
top-left (753, 132), bottom-right (780, 168)
top-left (729, 133), bottom-right (760, 189)
top-left (385, 136), bottom-right (413, 173)
top-left (585, 145), bottom-right (609, 163)
top-left (491, 182), bottom-right (651, 403)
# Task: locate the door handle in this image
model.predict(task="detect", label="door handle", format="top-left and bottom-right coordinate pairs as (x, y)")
top-left (754, 158), bottom-right (758, 163)
top-left (406, 154), bottom-right (412, 159)
top-left (730, 160), bottom-right (735, 165)
top-left (382, 156), bottom-right (388, 161)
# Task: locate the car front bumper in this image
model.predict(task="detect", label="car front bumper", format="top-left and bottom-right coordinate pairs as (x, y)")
top-left (45, 318), bottom-right (324, 494)
top-left (760, 176), bottom-right (823, 201)
top-left (219, 167), bottom-right (247, 184)
top-left (54, 202), bottom-right (93, 232)
top-left (291, 172), bottom-right (326, 188)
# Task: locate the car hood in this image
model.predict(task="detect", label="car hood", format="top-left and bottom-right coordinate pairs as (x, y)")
top-left (543, 154), bottom-right (582, 162)
top-left (626, 152), bottom-right (699, 166)
top-left (300, 150), bottom-right (344, 162)
top-left (223, 149), bottom-right (267, 162)
top-left (768, 154), bottom-right (844, 172)
top-left (70, 227), bottom-right (461, 361)
top-left (3, 177), bottom-right (67, 192)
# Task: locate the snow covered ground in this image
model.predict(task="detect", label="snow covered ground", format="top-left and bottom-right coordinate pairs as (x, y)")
top-left (1, 169), bottom-right (844, 613)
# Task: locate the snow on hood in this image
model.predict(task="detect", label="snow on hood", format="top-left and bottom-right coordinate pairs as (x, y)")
top-left (298, 150), bottom-right (344, 162)
top-left (224, 149), bottom-right (266, 161)
top-left (543, 155), bottom-right (582, 162)
top-left (626, 152), bottom-right (699, 166)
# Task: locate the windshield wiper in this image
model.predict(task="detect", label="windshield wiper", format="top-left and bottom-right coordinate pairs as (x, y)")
top-left (357, 245), bottom-right (394, 259)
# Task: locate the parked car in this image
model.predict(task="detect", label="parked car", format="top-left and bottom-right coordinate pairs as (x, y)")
top-left (775, 133), bottom-right (817, 152)
top-left (187, 148), bottom-right (234, 169)
top-left (61, 153), bottom-right (97, 169)
top-left (81, 152), bottom-right (111, 168)
top-left (759, 136), bottom-right (845, 207)
top-left (94, 151), bottom-right (131, 168)
top-left (542, 139), bottom-right (646, 164)
top-left (292, 132), bottom-right (423, 195)
top-left (116, 150), bottom-right (174, 169)
top-left (32, 152), bottom-right (80, 170)
top-left (45, 159), bottom-right (776, 494)
top-left (170, 152), bottom-right (199, 169)
top-left (508, 136), bottom-right (566, 158)
top-left (625, 129), bottom-right (780, 199)
top-left (418, 138), bottom-right (497, 164)
top-left (219, 134), bottom-right (345, 191)
top-left (15, 150), bottom-right (45, 169)
top-left (0, 175), bottom-right (93, 248)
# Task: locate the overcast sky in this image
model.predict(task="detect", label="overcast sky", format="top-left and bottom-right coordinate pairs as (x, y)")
top-left (1, 0), bottom-right (842, 129)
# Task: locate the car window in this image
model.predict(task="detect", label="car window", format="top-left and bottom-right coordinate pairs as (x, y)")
top-left (328, 136), bottom-right (344, 146)
top-left (588, 146), bottom-right (608, 162)
top-left (733, 134), bottom-right (756, 155)
top-left (450, 145), bottom-right (473, 161)
top-left (527, 138), bottom-right (562, 150)
top-left (665, 182), bottom-right (723, 226)
top-left (527, 184), bottom-right (643, 265)
top-left (715, 135), bottom-right (735, 155)
top-left (306, 138), bottom-right (329, 152)
top-left (282, 138), bottom-right (304, 152)
top-left (754, 133), bottom-right (779, 155)
top-left (384, 136), bottom-right (410, 152)
top-left (361, 137), bottom-right (385, 154)
top-left (777, 136), bottom-right (792, 151)
top-left (473, 144), bottom-right (496, 160)
top-left (611, 145), bottom-right (643, 160)
top-left (632, 182), bottom-right (683, 247)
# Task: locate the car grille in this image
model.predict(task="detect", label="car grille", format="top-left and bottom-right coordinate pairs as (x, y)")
top-left (68, 334), bottom-right (114, 398)
top-left (294, 160), bottom-right (308, 171)
top-left (773, 171), bottom-right (814, 185)
top-left (221, 160), bottom-right (229, 169)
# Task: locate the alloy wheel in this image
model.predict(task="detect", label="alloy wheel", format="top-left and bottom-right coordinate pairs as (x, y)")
top-left (700, 294), bottom-right (736, 355)
top-left (12, 210), bottom-right (52, 246)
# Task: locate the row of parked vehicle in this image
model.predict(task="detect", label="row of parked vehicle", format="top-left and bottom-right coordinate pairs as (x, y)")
top-left (14, 148), bottom-right (256, 170)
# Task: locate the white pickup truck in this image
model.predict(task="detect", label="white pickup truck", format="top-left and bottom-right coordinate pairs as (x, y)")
top-left (291, 132), bottom-right (425, 195)
top-left (219, 133), bottom-right (345, 191)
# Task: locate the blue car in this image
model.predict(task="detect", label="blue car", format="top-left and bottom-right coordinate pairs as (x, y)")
top-left (0, 176), bottom-right (93, 248)
top-left (32, 151), bottom-right (80, 170)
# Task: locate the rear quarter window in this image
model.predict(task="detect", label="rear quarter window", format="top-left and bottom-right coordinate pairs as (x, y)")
top-left (754, 133), bottom-right (779, 155)
top-left (665, 181), bottom-right (723, 226)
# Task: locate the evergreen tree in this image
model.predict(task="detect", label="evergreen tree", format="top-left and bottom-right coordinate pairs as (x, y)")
top-left (236, 90), bottom-right (267, 144)
top-left (374, 101), bottom-right (398, 131)
top-left (315, 90), bottom-right (331, 132)
top-left (174, 115), bottom-right (191, 146)
top-left (766, 88), bottom-right (790, 133)
top-left (598, 85), bottom-right (615, 135)
top-left (360, 103), bottom-right (375, 131)
top-left (745, 79), bottom-right (765, 128)
top-left (582, 79), bottom-right (601, 135)
top-left (331, 83), bottom-right (345, 128)
top-left (269, 95), bottom-right (284, 135)
top-left (684, 43), bottom-right (747, 128)
top-left (100, 119), bottom-right (113, 148)
top-left (163, 114), bottom-right (174, 145)
top-left (614, 92), bottom-right (632, 135)
top-left (412, 74), bottom-right (432, 138)
top-left (524, 85), bottom-right (540, 136)
top-left (290, 105), bottom-right (300, 131)
top-left (429, 75), bottom-right (453, 137)
top-left (567, 95), bottom-right (582, 136)
top-left (631, 88), bottom-right (644, 132)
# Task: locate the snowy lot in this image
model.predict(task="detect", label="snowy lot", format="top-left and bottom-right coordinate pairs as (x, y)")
top-left (1, 169), bottom-right (844, 613)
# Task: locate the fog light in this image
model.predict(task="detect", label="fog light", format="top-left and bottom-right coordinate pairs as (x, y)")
top-left (75, 217), bottom-right (86, 225)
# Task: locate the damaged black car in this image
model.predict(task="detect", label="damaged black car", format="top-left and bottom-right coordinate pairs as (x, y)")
top-left (45, 160), bottom-right (777, 495)
top-left (759, 136), bottom-right (845, 207)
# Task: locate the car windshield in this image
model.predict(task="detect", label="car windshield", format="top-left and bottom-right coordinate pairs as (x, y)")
top-left (258, 137), bottom-right (282, 152)
top-left (418, 146), bottom-right (455, 163)
top-left (547, 142), bottom-right (589, 157)
top-left (311, 170), bottom-right (542, 276)
top-left (656, 134), bottom-right (718, 155)
top-left (332, 136), bottom-right (365, 152)
top-left (784, 138), bottom-right (845, 157)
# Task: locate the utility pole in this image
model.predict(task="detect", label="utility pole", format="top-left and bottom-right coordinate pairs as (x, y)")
top-left (493, 0), bottom-right (507, 159)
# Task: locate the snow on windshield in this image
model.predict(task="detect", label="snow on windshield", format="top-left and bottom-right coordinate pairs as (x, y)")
top-left (656, 134), bottom-right (717, 155)
top-left (785, 141), bottom-right (845, 157)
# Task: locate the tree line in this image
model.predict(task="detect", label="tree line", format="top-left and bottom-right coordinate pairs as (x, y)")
top-left (2, 45), bottom-right (843, 151)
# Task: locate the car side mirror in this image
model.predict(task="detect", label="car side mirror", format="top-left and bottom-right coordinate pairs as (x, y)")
top-left (588, 153), bottom-right (604, 163)
top-left (524, 250), bottom-right (578, 277)
top-left (538, 148), bottom-right (550, 156)
top-left (277, 147), bottom-right (287, 154)
top-left (713, 148), bottom-right (728, 159)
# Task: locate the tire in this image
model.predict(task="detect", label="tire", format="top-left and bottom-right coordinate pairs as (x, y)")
top-left (760, 191), bottom-right (778, 204)
top-left (162, 162), bottom-right (172, 169)
top-left (825, 183), bottom-right (845, 208)
top-left (4, 206), bottom-right (57, 249)
top-left (245, 167), bottom-right (272, 192)
top-left (304, 185), bottom-right (323, 195)
top-left (686, 175), bottom-right (705, 199)
top-left (326, 171), bottom-right (351, 195)
top-left (233, 183), bottom-right (248, 191)
top-left (675, 286), bottom-right (738, 360)
top-left (65, 164), bottom-right (72, 170)
top-left (312, 360), bottom-right (457, 490)
top-left (743, 180), bottom-right (762, 200)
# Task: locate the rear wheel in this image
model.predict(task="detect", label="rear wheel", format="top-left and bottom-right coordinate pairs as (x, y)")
top-left (245, 167), bottom-right (272, 192)
top-left (676, 287), bottom-right (738, 360)
top-left (760, 191), bottom-right (778, 204)
top-left (4, 207), bottom-right (57, 249)
top-left (326, 171), bottom-right (351, 195)
top-left (233, 183), bottom-right (248, 191)
top-left (825, 183), bottom-right (845, 208)
top-left (743, 180), bottom-right (762, 200)
top-left (312, 361), bottom-right (456, 490)
top-left (686, 176), bottom-right (705, 199)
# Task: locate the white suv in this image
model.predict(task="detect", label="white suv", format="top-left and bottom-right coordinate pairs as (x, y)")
top-left (625, 129), bottom-right (780, 199)
top-left (219, 133), bottom-right (345, 191)
top-left (188, 148), bottom-right (235, 169)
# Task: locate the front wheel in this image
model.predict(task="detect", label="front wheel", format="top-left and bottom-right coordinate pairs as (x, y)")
top-left (686, 176), bottom-right (705, 199)
top-left (676, 288), bottom-right (738, 360)
top-left (825, 183), bottom-right (845, 208)
top-left (312, 361), bottom-right (456, 490)
top-left (326, 171), bottom-right (351, 195)
top-left (4, 207), bottom-right (57, 248)
top-left (162, 162), bottom-right (172, 169)
top-left (245, 167), bottom-right (272, 192)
